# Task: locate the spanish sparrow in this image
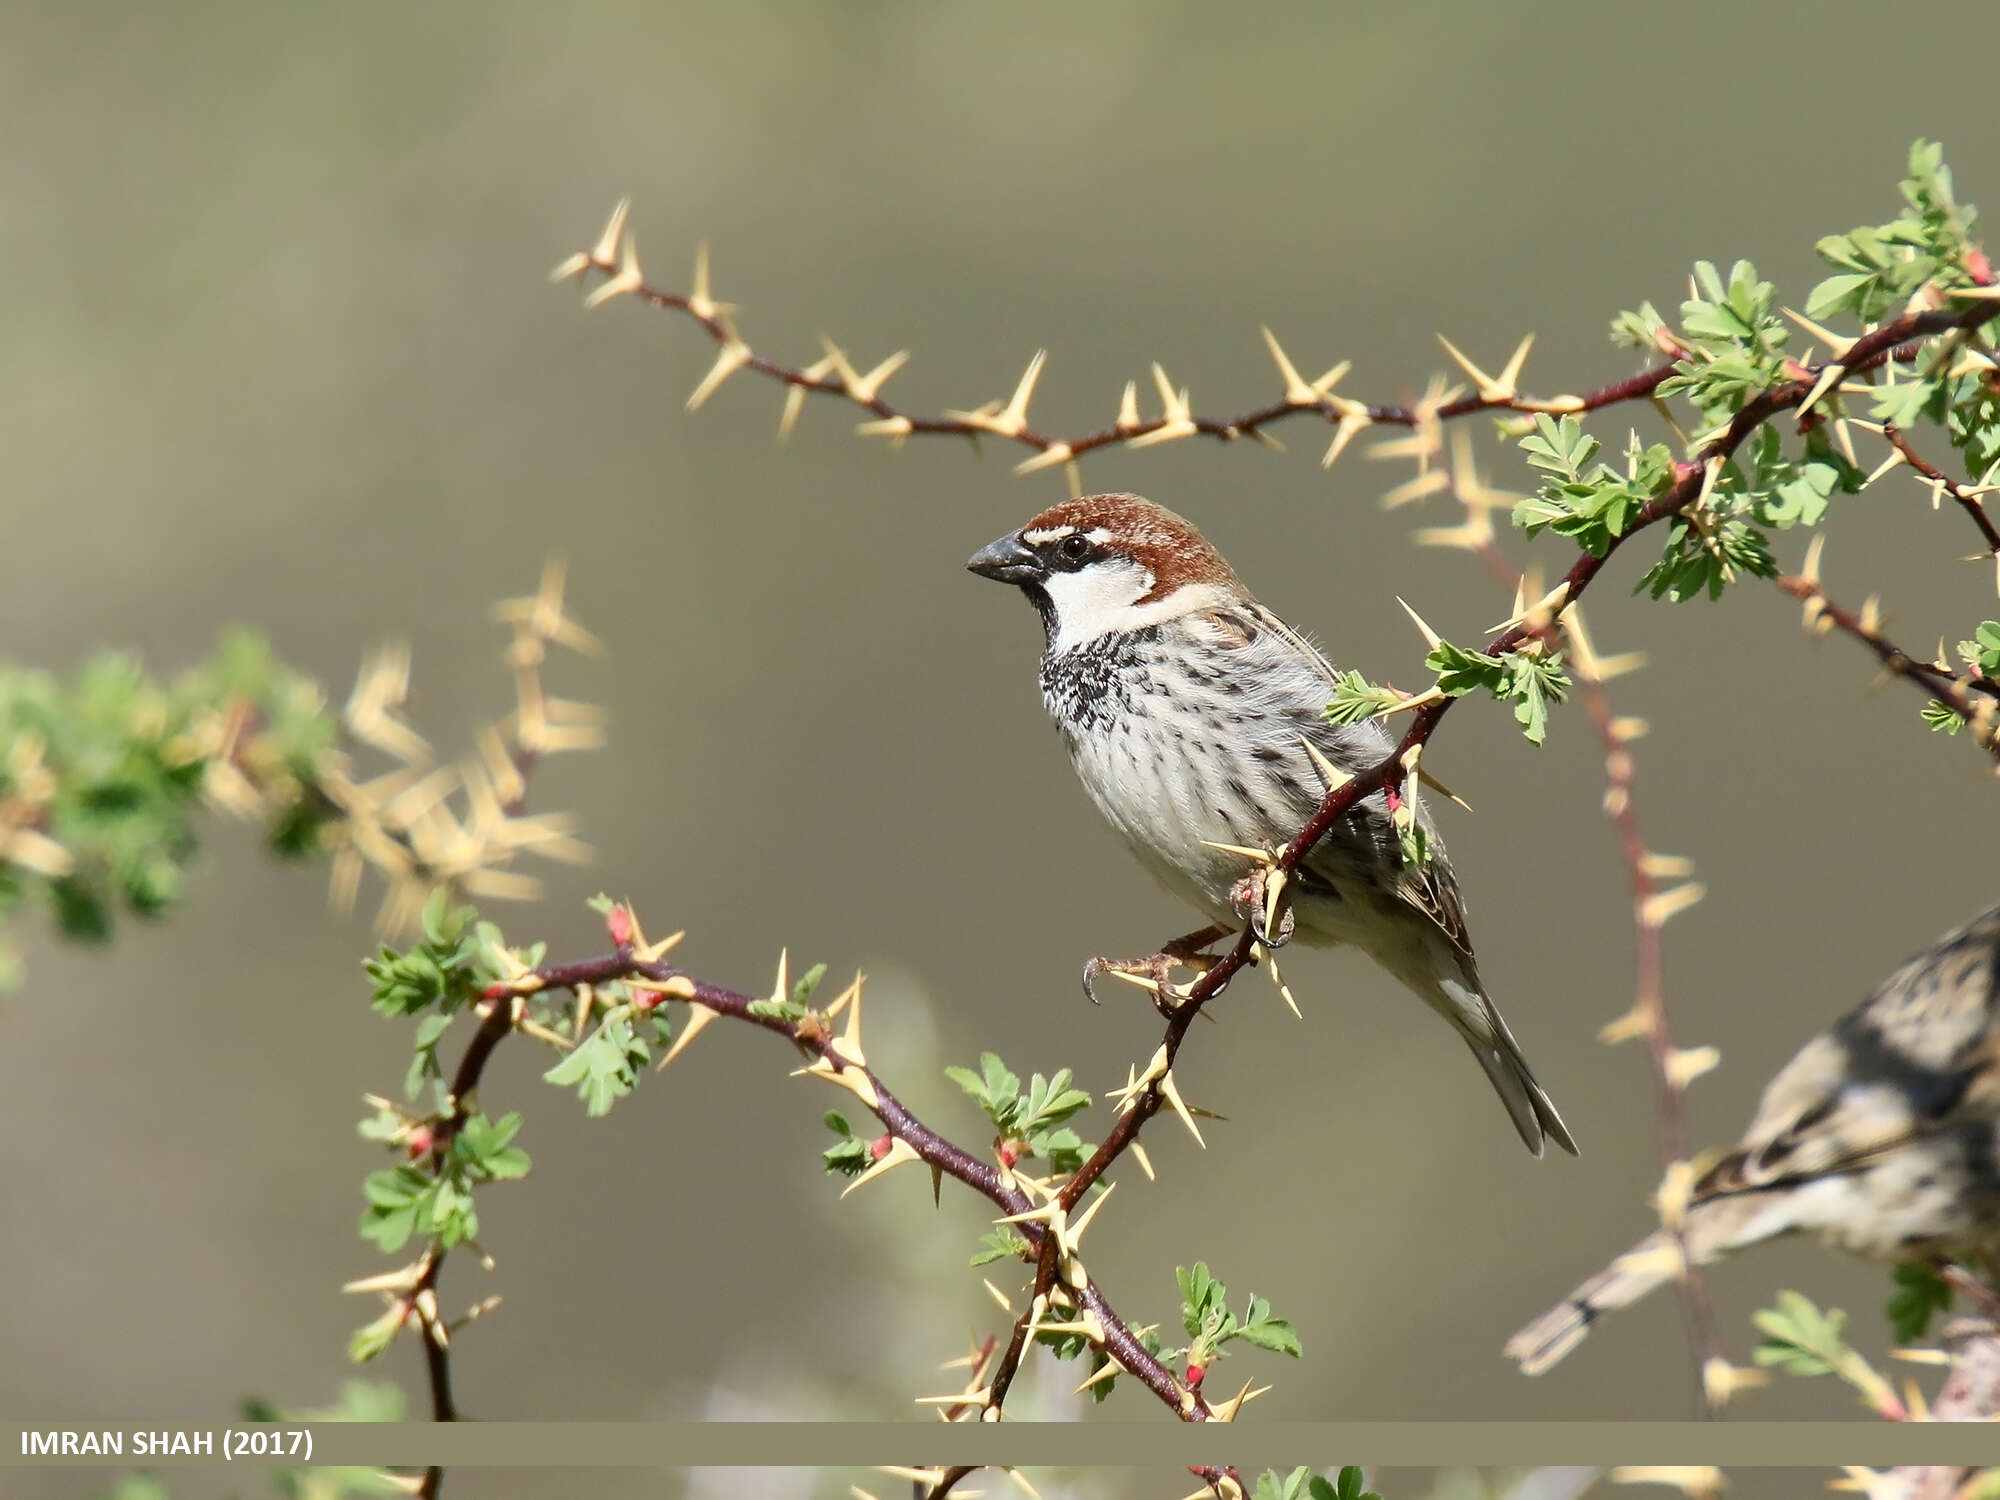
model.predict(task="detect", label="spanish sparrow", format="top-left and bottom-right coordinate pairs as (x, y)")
top-left (968, 492), bottom-right (1575, 1158)
top-left (1507, 902), bottom-right (2000, 1374)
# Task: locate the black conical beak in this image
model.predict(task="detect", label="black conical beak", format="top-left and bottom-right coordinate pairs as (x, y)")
top-left (966, 532), bottom-right (1043, 586)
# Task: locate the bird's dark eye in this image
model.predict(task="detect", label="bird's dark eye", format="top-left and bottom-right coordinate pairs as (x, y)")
top-left (1057, 534), bottom-right (1091, 564)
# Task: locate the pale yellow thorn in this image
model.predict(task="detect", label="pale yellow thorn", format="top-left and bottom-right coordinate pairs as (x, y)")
top-left (1595, 650), bottom-right (1649, 681)
top-left (1612, 715), bottom-right (1650, 742)
top-left (1207, 1376), bottom-right (1271, 1423)
top-left (1198, 838), bottom-right (1276, 863)
top-left (855, 414), bottom-right (914, 439)
top-left (1260, 865), bottom-right (1289, 944)
top-left (846, 348), bottom-right (910, 404)
top-left (1437, 331), bottom-right (1532, 402)
top-left (1101, 967), bottom-right (1161, 996)
top-left (1782, 307), bottom-right (1855, 358)
top-left (685, 341), bottom-right (753, 412)
top-left (1003, 1468), bottom-right (1044, 1500)
top-left (1377, 685), bottom-right (1447, 716)
top-left (549, 251), bottom-right (591, 283)
top-left (1261, 325), bottom-right (1320, 406)
top-left (657, 1003), bottom-right (718, 1069)
top-left (1832, 416), bottom-right (1860, 467)
top-left (2, 828), bottom-right (74, 878)
top-left (993, 1200), bottom-right (1063, 1228)
top-left (1157, 1070), bottom-right (1206, 1148)
top-left (817, 335), bottom-right (863, 392)
top-left (840, 1136), bottom-right (921, 1197)
top-left (1701, 1357), bottom-right (1770, 1409)
top-left (687, 243), bottom-right (737, 323)
top-left (1014, 442), bottom-right (1075, 476)
top-left (831, 971), bottom-right (868, 1066)
top-left (1064, 459), bottom-right (1083, 498)
top-left (1115, 380), bottom-right (1141, 430)
top-left (1417, 767), bottom-right (1472, 812)
top-left (1414, 515), bottom-right (1496, 551)
top-left (1298, 736), bottom-right (1352, 794)
top-left (1073, 1358), bottom-right (1124, 1393)
top-left (1859, 594), bottom-right (1882, 637)
top-left (1861, 449), bottom-right (1905, 491)
top-left (1311, 359), bottom-right (1353, 395)
top-left (1396, 596), bottom-right (1445, 651)
top-left (1664, 1045), bottom-right (1721, 1091)
top-left (1127, 362), bottom-right (1198, 448)
top-left (589, 197), bottom-right (632, 268)
top-left (582, 229), bottom-right (643, 310)
top-left (1130, 1140), bottom-right (1156, 1181)
top-left (342, 1264), bottom-right (425, 1296)
top-left (1065, 1181), bottom-right (1116, 1248)
top-left (1598, 1007), bottom-right (1656, 1045)
top-left (1380, 468), bottom-right (1453, 508)
top-left (1640, 852), bottom-right (1695, 879)
top-left (1888, 1346), bottom-right (1953, 1366)
top-left (1802, 533), bottom-right (1827, 586)
top-left (1944, 283), bottom-right (2000, 300)
top-left (1641, 882), bottom-right (1707, 929)
top-left (1321, 408), bottom-right (1372, 469)
top-left (982, 1278), bottom-right (1016, 1316)
top-left (1796, 359), bottom-right (1848, 420)
top-left (877, 1471), bottom-right (943, 1487)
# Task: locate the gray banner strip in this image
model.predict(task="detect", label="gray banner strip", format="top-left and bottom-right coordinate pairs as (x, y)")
top-left (4, 1423), bottom-right (1991, 1468)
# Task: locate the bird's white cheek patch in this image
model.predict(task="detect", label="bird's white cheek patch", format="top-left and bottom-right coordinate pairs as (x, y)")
top-left (1042, 560), bottom-right (1156, 651)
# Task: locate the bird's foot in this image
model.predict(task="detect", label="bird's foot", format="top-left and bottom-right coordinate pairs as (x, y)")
top-left (1228, 868), bottom-right (1296, 949)
top-left (1081, 923), bottom-right (1232, 1012)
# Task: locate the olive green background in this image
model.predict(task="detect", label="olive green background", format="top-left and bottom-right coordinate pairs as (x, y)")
top-left (5, 2), bottom-right (1999, 1498)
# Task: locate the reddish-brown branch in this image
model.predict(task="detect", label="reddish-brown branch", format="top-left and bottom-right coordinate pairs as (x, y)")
top-left (1773, 572), bottom-right (2000, 757)
top-left (1881, 421), bottom-right (2000, 559)
top-left (563, 233), bottom-right (1683, 463)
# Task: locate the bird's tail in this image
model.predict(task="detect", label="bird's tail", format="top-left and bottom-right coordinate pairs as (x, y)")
top-left (1503, 1229), bottom-right (1686, 1374)
top-left (1414, 951), bottom-right (1578, 1158)
top-left (1504, 1175), bottom-right (1799, 1374)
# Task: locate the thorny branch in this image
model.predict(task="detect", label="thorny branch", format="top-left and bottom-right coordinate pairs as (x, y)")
top-left (1776, 540), bottom-right (2000, 757)
top-left (552, 199), bottom-right (1684, 492)
top-left (1880, 420), bottom-right (2000, 562)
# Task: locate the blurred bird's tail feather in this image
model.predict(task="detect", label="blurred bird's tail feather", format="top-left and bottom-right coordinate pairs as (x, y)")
top-left (1504, 1230), bottom-right (1689, 1375)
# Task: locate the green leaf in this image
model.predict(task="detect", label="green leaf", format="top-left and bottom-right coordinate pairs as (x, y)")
top-left (1323, 670), bottom-right (1404, 725)
top-left (1751, 1289), bottom-right (1849, 1378)
top-left (1236, 1294), bottom-right (1303, 1357)
top-left (1886, 1263), bottom-right (1953, 1344)
top-left (792, 961), bottom-right (828, 1005)
top-left (971, 1227), bottom-right (1032, 1267)
top-left (1923, 699), bottom-right (1967, 735)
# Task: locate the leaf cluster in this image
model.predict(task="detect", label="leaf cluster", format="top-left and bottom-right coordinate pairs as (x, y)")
top-left (946, 1051), bottom-right (1093, 1172)
top-left (0, 631), bottom-right (337, 986)
top-left (1426, 640), bottom-right (1571, 745)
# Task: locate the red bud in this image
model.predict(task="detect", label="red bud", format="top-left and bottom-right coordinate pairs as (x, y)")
top-left (1185, 1361), bottom-right (1205, 1389)
top-left (606, 906), bottom-right (633, 946)
top-left (481, 983), bottom-right (510, 1000)
top-left (869, 1135), bottom-right (893, 1160)
top-left (405, 1125), bottom-right (436, 1159)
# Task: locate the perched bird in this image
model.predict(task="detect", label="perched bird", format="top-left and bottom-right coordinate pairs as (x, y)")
top-left (967, 491), bottom-right (1575, 1157)
top-left (1506, 902), bottom-right (2000, 1375)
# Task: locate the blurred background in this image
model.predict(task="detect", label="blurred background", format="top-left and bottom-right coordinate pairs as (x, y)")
top-left (5, 1), bottom-right (1999, 1497)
